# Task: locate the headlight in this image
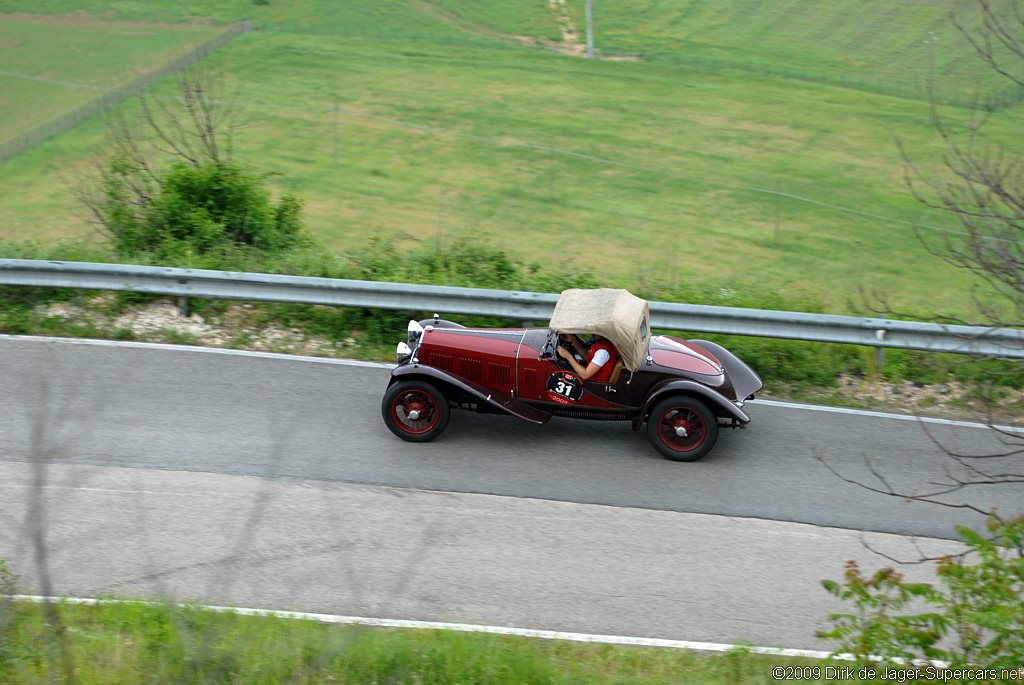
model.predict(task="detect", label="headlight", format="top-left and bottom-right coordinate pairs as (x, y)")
top-left (407, 319), bottom-right (425, 345)
top-left (396, 342), bottom-right (413, 363)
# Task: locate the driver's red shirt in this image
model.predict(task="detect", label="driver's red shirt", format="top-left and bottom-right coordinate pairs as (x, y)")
top-left (589, 339), bottom-right (621, 383)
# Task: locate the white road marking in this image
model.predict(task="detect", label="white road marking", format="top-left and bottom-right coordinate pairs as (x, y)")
top-left (13, 595), bottom-right (841, 660)
top-left (752, 398), bottom-right (1023, 432)
top-left (4, 335), bottom-right (1017, 430)
top-left (0, 334), bottom-right (394, 369)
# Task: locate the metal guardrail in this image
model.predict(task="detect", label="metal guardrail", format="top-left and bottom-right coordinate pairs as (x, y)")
top-left (2, 259), bottom-right (1023, 359)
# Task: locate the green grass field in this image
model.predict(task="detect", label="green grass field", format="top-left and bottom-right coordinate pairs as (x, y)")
top-left (560, 0), bottom-right (1021, 104)
top-left (0, 16), bottom-right (220, 141)
top-left (0, 1), bottom-right (1021, 314)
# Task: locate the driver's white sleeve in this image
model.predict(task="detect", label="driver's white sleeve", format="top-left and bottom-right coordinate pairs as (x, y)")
top-left (592, 348), bottom-right (610, 367)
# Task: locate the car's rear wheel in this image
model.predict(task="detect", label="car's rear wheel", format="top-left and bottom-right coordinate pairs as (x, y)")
top-left (382, 380), bottom-right (450, 442)
top-left (646, 396), bottom-right (718, 461)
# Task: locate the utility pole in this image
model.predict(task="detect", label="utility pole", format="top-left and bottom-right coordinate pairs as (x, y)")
top-left (586, 0), bottom-right (594, 58)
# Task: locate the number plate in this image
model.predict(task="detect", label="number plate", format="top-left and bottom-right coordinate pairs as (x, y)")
top-left (546, 371), bottom-right (584, 404)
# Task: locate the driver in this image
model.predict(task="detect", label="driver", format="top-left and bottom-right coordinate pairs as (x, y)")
top-left (557, 334), bottom-right (620, 382)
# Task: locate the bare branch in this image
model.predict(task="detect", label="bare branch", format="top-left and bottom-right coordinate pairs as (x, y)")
top-left (815, 453), bottom-right (998, 519)
top-left (858, 533), bottom-right (971, 566)
top-left (951, 1), bottom-right (1024, 89)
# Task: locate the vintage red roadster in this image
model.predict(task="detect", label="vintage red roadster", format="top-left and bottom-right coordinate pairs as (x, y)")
top-left (380, 288), bottom-right (762, 461)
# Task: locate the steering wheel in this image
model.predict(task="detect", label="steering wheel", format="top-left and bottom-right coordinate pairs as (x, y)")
top-left (556, 334), bottom-right (584, 366)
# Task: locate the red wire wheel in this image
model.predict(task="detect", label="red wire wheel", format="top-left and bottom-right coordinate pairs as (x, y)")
top-left (647, 396), bottom-right (718, 461)
top-left (382, 380), bottom-right (450, 442)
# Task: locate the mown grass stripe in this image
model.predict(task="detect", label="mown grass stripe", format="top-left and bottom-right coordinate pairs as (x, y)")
top-left (0, 68), bottom-right (954, 236)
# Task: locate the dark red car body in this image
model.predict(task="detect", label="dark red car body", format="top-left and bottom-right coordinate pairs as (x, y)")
top-left (381, 316), bottom-right (762, 461)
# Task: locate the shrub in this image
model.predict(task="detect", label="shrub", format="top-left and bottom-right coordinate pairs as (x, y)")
top-left (101, 160), bottom-right (307, 260)
top-left (818, 515), bottom-right (1024, 670)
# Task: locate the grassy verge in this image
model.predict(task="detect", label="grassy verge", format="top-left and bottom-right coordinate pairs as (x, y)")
top-left (0, 598), bottom-right (936, 684)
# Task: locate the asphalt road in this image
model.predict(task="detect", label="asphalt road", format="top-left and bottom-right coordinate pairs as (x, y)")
top-left (0, 336), bottom-right (1015, 538)
top-left (0, 336), bottom-right (1015, 650)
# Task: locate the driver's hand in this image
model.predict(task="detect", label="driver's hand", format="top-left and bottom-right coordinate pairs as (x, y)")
top-left (556, 346), bottom-right (571, 360)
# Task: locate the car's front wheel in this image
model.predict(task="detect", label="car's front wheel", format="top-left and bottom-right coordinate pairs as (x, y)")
top-left (382, 380), bottom-right (451, 442)
top-left (646, 396), bottom-right (718, 461)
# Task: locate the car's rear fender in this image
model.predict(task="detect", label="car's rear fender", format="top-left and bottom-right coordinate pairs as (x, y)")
top-left (689, 339), bottom-right (763, 401)
top-left (632, 380), bottom-right (750, 431)
top-left (390, 365), bottom-right (551, 425)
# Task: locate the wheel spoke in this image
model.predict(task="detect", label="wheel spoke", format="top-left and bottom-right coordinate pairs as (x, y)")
top-left (392, 390), bottom-right (439, 434)
top-left (658, 407), bottom-right (705, 451)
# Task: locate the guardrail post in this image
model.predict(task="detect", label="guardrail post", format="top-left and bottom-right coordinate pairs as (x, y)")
top-left (178, 297), bottom-right (190, 317)
top-left (875, 314), bottom-right (886, 373)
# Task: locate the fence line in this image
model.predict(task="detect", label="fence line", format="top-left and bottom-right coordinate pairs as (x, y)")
top-left (0, 20), bottom-right (251, 164)
top-left (2, 258), bottom-right (1022, 360)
